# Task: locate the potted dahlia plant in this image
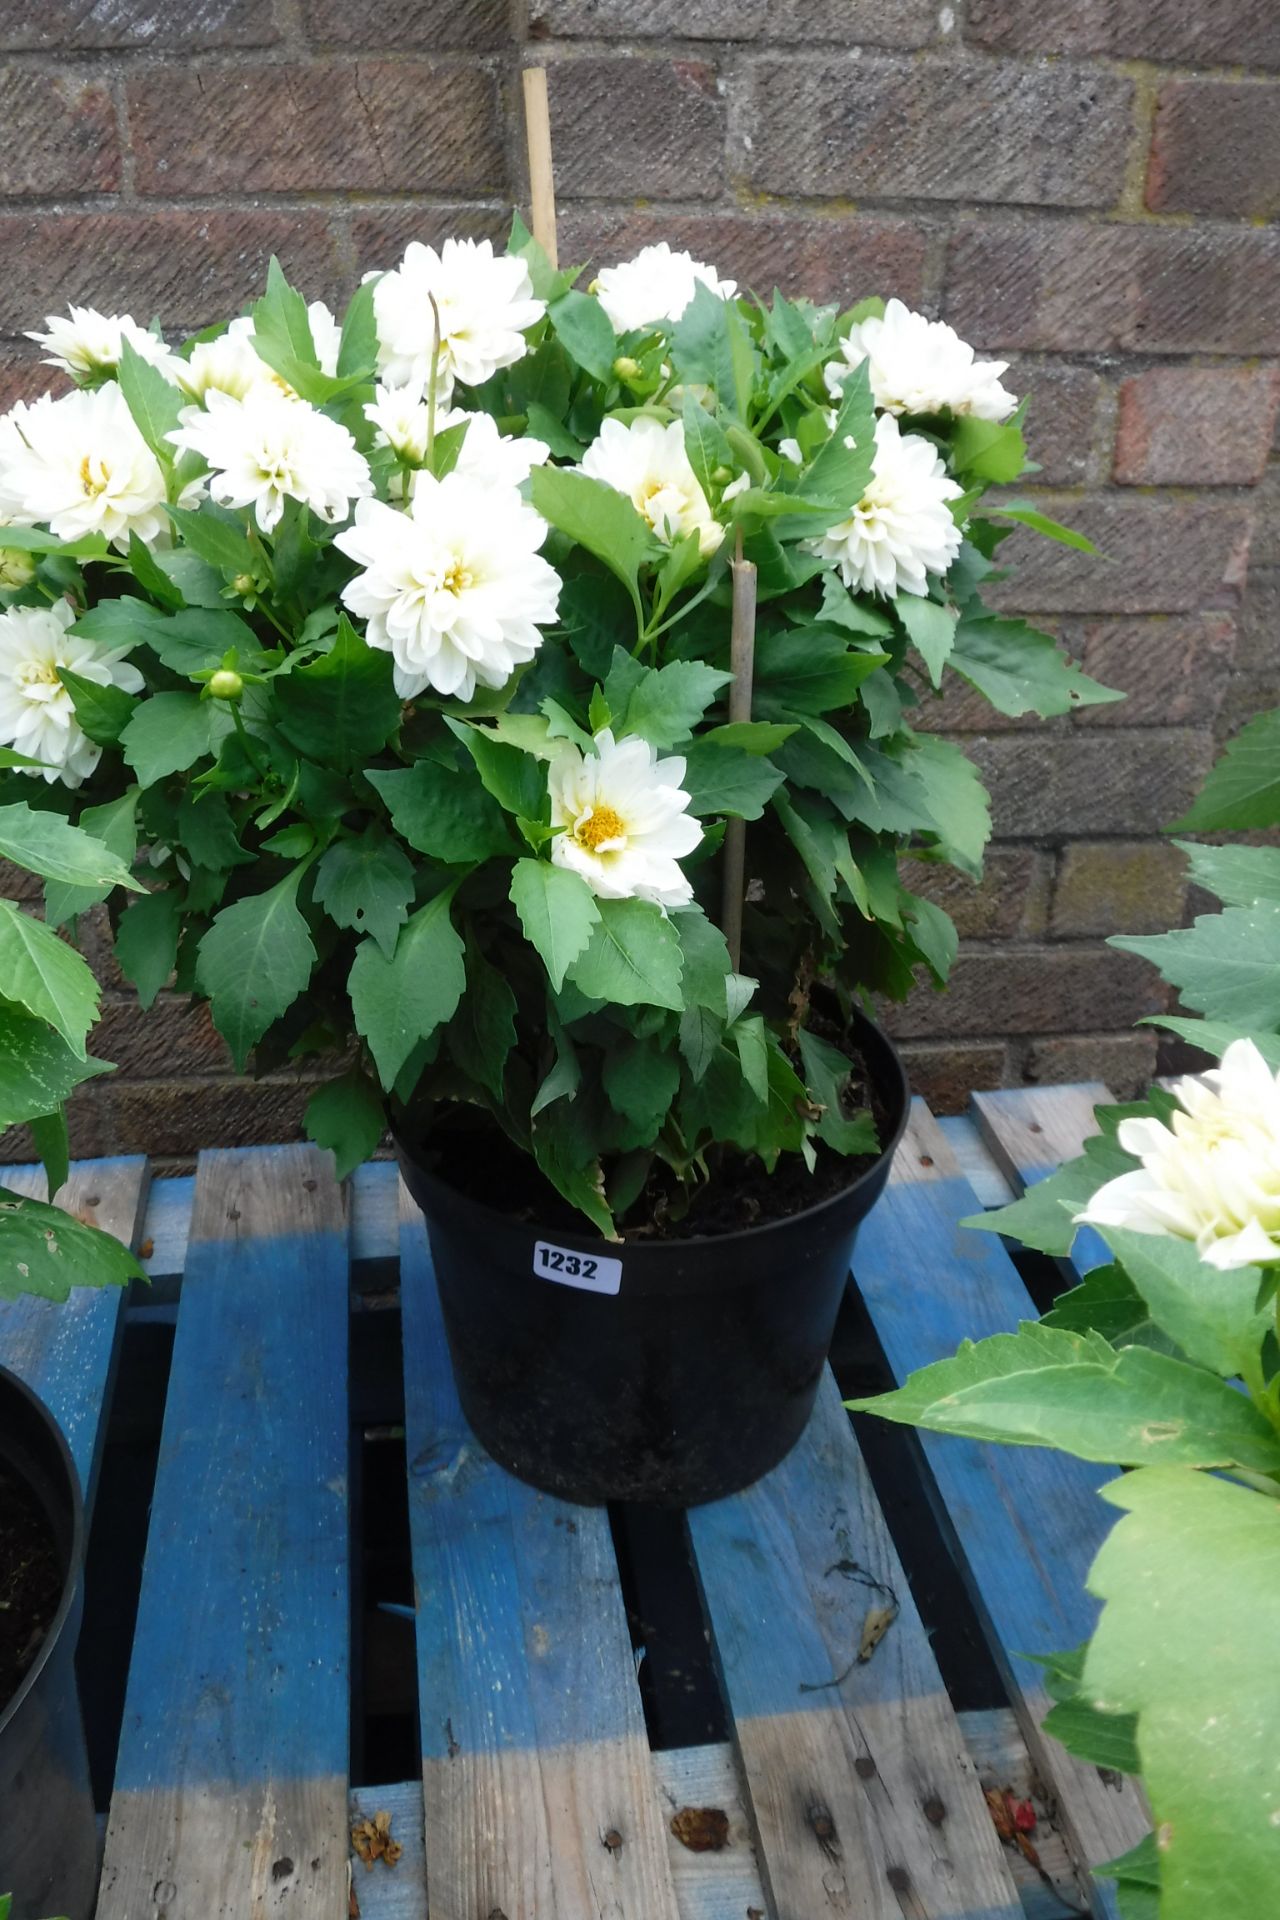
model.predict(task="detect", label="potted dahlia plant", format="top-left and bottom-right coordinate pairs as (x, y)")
top-left (0, 226), bottom-right (1112, 1504)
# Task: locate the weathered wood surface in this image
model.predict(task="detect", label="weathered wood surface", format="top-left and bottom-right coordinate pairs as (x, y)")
top-left (689, 1367), bottom-right (1024, 1920)
top-left (851, 1101), bottom-right (1149, 1919)
top-left (956, 1709), bottom-right (1089, 1920)
top-left (971, 1085), bottom-right (1112, 1272)
top-left (96, 1145), bottom-right (351, 1920)
top-left (398, 1179), bottom-right (682, 1920)
top-left (0, 1155), bottom-right (148, 1508)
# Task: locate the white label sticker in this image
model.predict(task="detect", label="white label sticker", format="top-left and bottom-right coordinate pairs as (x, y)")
top-left (533, 1239), bottom-right (623, 1296)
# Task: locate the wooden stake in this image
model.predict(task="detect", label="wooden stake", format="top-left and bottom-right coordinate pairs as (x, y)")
top-left (720, 531), bottom-right (758, 972)
top-left (522, 67), bottom-right (558, 270)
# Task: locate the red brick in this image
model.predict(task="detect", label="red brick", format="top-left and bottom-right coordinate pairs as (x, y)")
top-left (900, 849), bottom-right (1050, 940)
top-left (304, 0), bottom-right (509, 47)
top-left (884, 944), bottom-right (1164, 1040)
top-left (1007, 359), bottom-right (1106, 488)
top-left (985, 495), bottom-right (1252, 615)
top-left (128, 62), bottom-right (502, 196)
top-left (914, 678), bottom-right (1065, 734)
top-left (92, 996), bottom-right (232, 1079)
top-left (1023, 1030), bottom-right (1158, 1100)
top-left (965, 0), bottom-right (1280, 69)
top-left (546, 58), bottom-right (725, 200)
top-left (742, 57), bottom-right (1131, 210)
top-left (0, 67), bottom-right (117, 194)
top-left (0, 1083), bottom-right (111, 1167)
top-left (895, 1040), bottom-right (1010, 1113)
top-left (0, 348), bottom-right (66, 411)
top-left (1147, 81), bottom-right (1280, 220)
top-left (1114, 367), bottom-right (1280, 488)
top-left (946, 222), bottom-right (1280, 356)
top-left (1075, 614), bottom-right (1236, 728)
top-left (555, 208), bottom-right (927, 308)
top-left (0, 1), bottom-right (280, 45)
top-left (0, 856), bottom-right (43, 904)
top-left (352, 207), bottom-right (512, 280)
top-left (0, 211), bottom-right (344, 336)
top-left (969, 729), bottom-right (1213, 838)
top-left (1237, 568), bottom-right (1280, 675)
top-left (103, 1076), bottom-right (323, 1155)
top-left (532, 0), bottom-right (937, 43)
top-left (1050, 841), bottom-right (1188, 938)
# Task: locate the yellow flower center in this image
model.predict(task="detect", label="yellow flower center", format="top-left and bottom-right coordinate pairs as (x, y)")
top-left (575, 804), bottom-right (625, 852)
top-left (18, 658), bottom-right (62, 689)
top-left (441, 560), bottom-right (474, 596)
top-left (79, 454), bottom-right (109, 498)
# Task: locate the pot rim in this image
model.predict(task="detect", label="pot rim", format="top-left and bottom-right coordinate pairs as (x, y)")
top-left (392, 1008), bottom-right (911, 1256)
top-left (0, 1365), bottom-right (85, 1737)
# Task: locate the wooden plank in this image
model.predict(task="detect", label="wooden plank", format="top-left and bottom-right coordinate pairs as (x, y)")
top-left (689, 1368), bottom-right (1024, 1920)
top-left (398, 1179), bottom-right (682, 1920)
top-left (850, 1102), bottom-right (1149, 1919)
top-left (97, 1144), bottom-right (351, 1920)
top-left (956, 1710), bottom-right (1089, 1920)
top-left (349, 1780), bottom-right (428, 1920)
top-left (970, 1085), bottom-right (1111, 1272)
top-left (934, 1116), bottom-right (1016, 1211)
top-left (0, 1155), bottom-right (148, 1508)
top-left (137, 1171), bottom-right (194, 1280)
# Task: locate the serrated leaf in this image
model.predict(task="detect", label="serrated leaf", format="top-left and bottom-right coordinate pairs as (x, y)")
top-left (1114, 903), bottom-right (1280, 1029)
top-left (996, 501), bottom-right (1096, 552)
top-left (910, 735), bottom-right (992, 876)
top-left (672, 908), bottom-right (733, 1013)
top-left (175, 788), bottom-right (252, 873)
top-left (680, 740), bottom-right (785, 820)
top-left (1175, 839), bottom-right (1280, 907)
top-left (1097, 1225), bottom-right (1268, 1380)
top-left (949, 414), bottom-right (1028, 483)
top-left (681, 391), bottom-right (735, 501)
top-left (529, 464), bottom-right (654, 620)
top-left (338, 274), bottom-right (379, 378)
top-left (1041, 1694), bottom-right (1142, 1776)
top-left (678, 1003), bottom-right (721, 1082)
top-left (113, 886), bottom-right (181, 1009)
top-left (0, 1003), bottom-right (112, 1130)
top-left (120, 691), bottom-right (229, 787)
top-left (602, 1035), bottom-right (680, 1131)
top-left (304, 1069), bottom-right (385, 1181)
top-left (446, 719), bottom-right (546, 819)
top-left (30, 1104), bottom-right (69, 1200)
top-left (798, 359), bottom-right (875, 507)
top-left (797, 1029), bottom-right (878, 1157)
top-left (1172, 708), bottom-right (1280, 831)
top-left (949, 614), bottom-right (1122, 719)
top-left (548, 289), bottom-right (618, 381)
top-left (349, 887), bottom-right (465, 1091)
top-left (0, 1185), bottom-right (142, 1302)
top-left (277, 614), bottom-right (401, 769)
top-left (166, 503), bottom-right (255, 576)
top-left (1144, 1016), bottom-right (1280, 1070)
top-left (509, 858), bottom-right (600, 992)
top-left (897, 595), bottom-right (957, 689)
top-left (314, 830), bottom-right (415, 958)
top-left (117, 336), bottom-right (183, 458)
top-left (754, 626), bottom-right (889, 716)
top-left (56, 666), bottom-right (137, 748)
top-left (367, 757), bottom-right (513, 866)
top-left (195, 865), bottom-right (317, 1069)
top-left (609, 658), bottom-right (732, 750)
top-left (447, 944), bottom-right (517, 1101)
top-left (0, 802), bottom-right (139, 891)
top-left (1042, 1262), bottom-right (1182, 1356)
top-left (0, 899), bottom-right (98, 1056)
top-left (966, 1124), bottom-right (1139, 1257)
top-left (567, 895), bottom-right (684, 1011)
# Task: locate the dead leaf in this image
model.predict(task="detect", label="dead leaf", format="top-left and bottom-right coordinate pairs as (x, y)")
top-left (857, 1602), bottom-right (897, 1662)
top-left (670, 1805), bottom-right (730, 1853)
top-left (351, 1809), bottom-right (403, 1870)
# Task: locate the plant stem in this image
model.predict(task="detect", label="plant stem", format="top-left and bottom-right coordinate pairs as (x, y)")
top-left (230, 704), bottom-right (269, 784)
top-left (426, 293), bottom-right (442, 468)
top-left (720, 525), bottom-right (757, 971)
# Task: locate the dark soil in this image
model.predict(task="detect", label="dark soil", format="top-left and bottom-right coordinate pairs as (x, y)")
top-left (405, 1028), bottom-right (898, 1244)
top-left (0, 1456), bottom-right (60, 1712)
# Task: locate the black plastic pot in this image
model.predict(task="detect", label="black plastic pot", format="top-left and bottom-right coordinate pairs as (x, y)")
top-left (396, 1013), bottom-right (909, 1507)
top-left (0, 1367), bottom-right (96, 1920)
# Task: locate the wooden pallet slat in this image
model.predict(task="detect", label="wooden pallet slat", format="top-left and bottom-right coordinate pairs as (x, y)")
top-left (398, 1181), bottom-right (683, 1920)
top-left (850, 1100), bottom-right (1149, 1920)
top-left (689, 1369), bottom-right (1025, 1920)
top-left (970, 1085), bottom-right (1112, 1272)
top-left (96, 1144), bottom-right (352, 1920)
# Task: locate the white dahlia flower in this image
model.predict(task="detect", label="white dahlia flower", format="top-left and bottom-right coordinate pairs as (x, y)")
top-left (371, 238), bottom-right (544, 396)
top-left (364, 381), bottom-right (432, 465)
top-left (1076, 1040), bottom-right (1280, 1272)
top-left (0, 600), bottom-right (143, 788)
top-left (825, 298), bottom-right (1017, 422)
top-left (179, 301), bottom-right (342, 407)
top-left (808, 413), bottom-right (963, 598)
top-left (582, 416), bottom-right (723, 557)
top-left (591, 243), bottom-right (737, 334)
top-left (335, 471), bottom-right (560, 702)
top-left (0, 384), bottom-right (169, 549)
top-left (169, 387), bottom-right (372, 534)
top-left (306, 300), bottom-right (342, 377)
top-left (549, 728), bottom-right (702, 910)
top-left (27, 305), bottom-right (182, 384)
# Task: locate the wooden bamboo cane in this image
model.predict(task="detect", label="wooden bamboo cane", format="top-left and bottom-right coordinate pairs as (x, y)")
top-left (522, 67), bottom-right (558, 269)
top-left (720, 530), bottom-right (758, 972)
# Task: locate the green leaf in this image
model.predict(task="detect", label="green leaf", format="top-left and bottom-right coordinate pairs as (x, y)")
top-left (682, 392), bottom-right (735, 500)
top-left (680, 740), bottom-right (784, 820)
top-left (568, 896), bottom-right (685, 1011)
top-left (678, 1003), bottom-right (722, 1082)
top-left (995, 501), bottom-right (1096, 552)
top-left (175, 788), bottom-right (252, 874)
top-left (0, 1003), bottom-right (112, 1130)
top-left (548, 289), bottom-right (618, 382)
top-left (1145, 1016), bottom-right (1280, 1070)
top-left (0, 803), bottom-right (139, 892)
top-left (609, 658), bottom-right (732, 750)
top-left (799, 360), bottom-right (875, 507)
top-left (949, 615), bottom-right (1122, 719)
top-left (754, 627), bottom-right (889, 716)
top-left (1097, 1831), bottom-right (1161, 1920)
top-left (304, 1069), bottom-right (385, 1181)
top-left (195, 865), bottom-right (318, 1069)
top-left (250, 256), bottom-right (352, 406)
top-left (949, 414), bottom-right (1027, 483)
top-left (338, 275), bottom-right (379, 378)
top-left (509, 859), bottom-right (600, 992)
top-left (314, 830), bottom-right (415, 959)
top-left (55, 666), bottom-right (137, 748)
top-left (277, 614), bottom-right (401, 769)
top-left (672, 908), bottom-right (733, 1013)
top-left (849, 1321), bottom-right (1280, 1470)
top-left (817, 573), bottom-right (894, 637)
top-left (967, 1123), bottom-right (1139, 1257)
top-left (113, 886), bottom-right (180, 1009)
top-left (897, 596), bottom-right (957, 689)
top-left (367, 757), bottom-right (513, 867)
top-left (0, 1185), bottom-right (142, 1302)
top-left (531, 1111), bottom-right (615, 1240)
top-left (117, 336), bottom-right (183, 459)
top-left (1114, 903), bottom-right (1280, 1029)
top-left (797, 1029), bottom-right (878, 1157)
top-left (1172, 707), bottom-right (1280, 831)
top-left (447, 944), bottom-right (518, 1102)
top-left (166, 504), bottom-right (255, 578)
top-left (1042, 1263), bottom-right (1181, 1356)
top-left (349, 887), bottom-right (466, 1091)
top-left (701, 720), bottom-right (796, 755)
top-left (120, 692), bottom-right (228, 787)
top-left (446, 719), bottom-right (547, 820)
top-left (1040, 1694), bottom-right (1142, 1776)
top-left (0, 899), bottom-right (99, 1056)
top-left (124, 530), bottom-right (186, 609)
top-left (30, 1104), bottom-right (69, 1201)
top-left (909, 735), bottom-right (992, 876)
top-left (1175, 839), bottom-right (1280, 907)
top-left (1084, 1468), bottom-right (1280, 1920)
top-left (1097, 1225), bottom-right (1268, 1380)
top-left (603, 1035), bottom-right (680, 1134)
top-left (529, 464), bottom-right (655, 620)
top-left (531, 1012), bottom-right (580, 1117)
top-left (525, 402), bottom-right (584, 460)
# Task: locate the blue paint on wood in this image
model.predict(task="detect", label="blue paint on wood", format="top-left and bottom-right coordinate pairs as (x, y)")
top-left (972, 1089), bottom-right (1112, 1273)
top-left (138, 1173), bottom-right (194, 1279)
top-left (110, 1148), bottom-right (349, 1791)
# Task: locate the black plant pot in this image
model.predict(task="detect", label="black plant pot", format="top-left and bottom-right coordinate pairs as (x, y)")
top-left (395, 1012), bottom-right (909, 1507)
top-left (0, 1367), bottom-right (96, 1920)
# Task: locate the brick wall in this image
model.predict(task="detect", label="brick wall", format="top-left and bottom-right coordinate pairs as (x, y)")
top-left (1, 0), bottom-right (1276, 1164)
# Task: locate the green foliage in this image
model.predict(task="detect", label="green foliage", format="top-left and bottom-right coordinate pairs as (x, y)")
top-left (0, 802), bottom-right (140, 893)
top-left (195, 865), bottom-right (318, 1069)
top-left (0, 1185), bottom-right (143, 1301)
top-left (1114, 904), bottom-right (1280, 1029)
top-left (277, 616), bottom-right (402, 768)
top-left (113, 887), bottom-right (180, 1009)
top-left (567, 897), bottom-right (685, 1011)
top-left (314, 830), bottom-right (415, 958)
top-left (1171, 707), bottom-right (1280, 832)
top-left (0, 1003), bottom-right (112, 1130)
top-left (0, 898), bottom-right (99, 1056)
top-left (509, 859), bottom-right (600, 992)
top-left (350, 887), bottom-right (466, 1090)
top-left (304, 1069), bottom-right (386, 1181)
